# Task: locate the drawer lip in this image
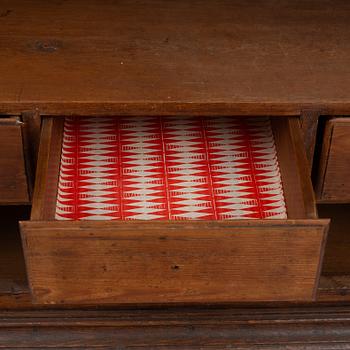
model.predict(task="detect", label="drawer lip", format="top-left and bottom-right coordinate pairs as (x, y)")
top-left (21, 218), bottom-right (329, 230)
top-left (20, 219), bottom-right (329, 305)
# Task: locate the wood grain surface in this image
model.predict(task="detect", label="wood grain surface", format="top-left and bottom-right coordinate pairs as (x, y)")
top-left (2, 306), bottom-right (350, 348)
top-left (21, 110), bottom-right (41, 196)
top-left (0, 118), bottom-right (29, 204)
top-left (1, 205), bottom-right (349, 309)
top-left (20, 220), bottom-right (329, 305)
top-left (0, 0), bottom-right (350, 116)
top-left (316, 118), bottom-right (350, 203)
top-left (272, 118), bottom-right (317, 219)
top-left (30, 117), bottom-right (63, 220)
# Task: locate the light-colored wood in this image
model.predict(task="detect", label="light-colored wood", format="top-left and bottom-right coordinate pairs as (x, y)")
top-left (0, 117), bottom-right (29, 204)
top-left (0, 0), bottom-right (350, 116)
top-left (20, 220), bottom-right (329, 305)
top-left (316, 118), bottom-right (350, 203)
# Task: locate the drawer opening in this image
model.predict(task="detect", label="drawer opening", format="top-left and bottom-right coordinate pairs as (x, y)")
top-left (20, 116), bottom-right (329, 305)
top-left (31, 116), bottom-right (317, 222)
top-left (55, 116), bottom-right (287, 221)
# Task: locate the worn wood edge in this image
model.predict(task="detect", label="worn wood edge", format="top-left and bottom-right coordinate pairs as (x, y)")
top-left (19, 218), bottom-right (331, 231)
top-left (289, 118), bottom-right (318, 219)
top-left (300, 109), bottom-right (321, 170)
top-left (1, 273), bottom-right (349, 309)
top-left (21, 110), bottom-right (42, 199)
top-left (1, 305), bottom-right (350, 325)
top-left (20, 115), bottom-right (36, 201)
top-left (2, 275), bottom-right (350, 309)
top-left (312, 219), bottom-right (330, 301)
top-left (1, 306), bottom-right (350, 348)
top-left (42, 118), bottom-right (63, 220)
top-left (0, 116), bottom-right (21, 125)
top-left (325, 118), bottom-right (350, 124)
top-left (17, 122), bottom-right (31, 204)
top-left (30, 118), bottom-right (54, 220)
top-left (2, 102), bottom-right (350, 117)
top-left (19, 223), bottom-right (39, 310)
top-left (315, 119), bottom-right (334, 201)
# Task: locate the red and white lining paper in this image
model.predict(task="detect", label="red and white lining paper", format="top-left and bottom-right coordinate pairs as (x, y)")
top-left (55, 116), bottom-right (287, 220)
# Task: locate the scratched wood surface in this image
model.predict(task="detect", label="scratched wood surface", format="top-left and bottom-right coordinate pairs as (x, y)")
top-left (20, 220), bottom-right (328, 305)
top-left (0, 0), bottom-right (350, 116)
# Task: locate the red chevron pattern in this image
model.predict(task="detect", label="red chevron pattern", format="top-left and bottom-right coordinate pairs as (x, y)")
top-left (55, 116), bottom-right (287, 220)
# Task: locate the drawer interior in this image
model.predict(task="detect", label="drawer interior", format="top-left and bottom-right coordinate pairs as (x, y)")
top-left (32, 116), bottom-right (316, 222)
top-left (20, 116), bottom-right (329, 305)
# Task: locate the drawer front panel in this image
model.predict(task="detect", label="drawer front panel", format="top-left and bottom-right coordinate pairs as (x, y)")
top-left (0, 118), bottom-right (29, 204)
top-left (21, 220), bottom-right (328, 305)
top-left (317, 118), bottom-right (350, 202)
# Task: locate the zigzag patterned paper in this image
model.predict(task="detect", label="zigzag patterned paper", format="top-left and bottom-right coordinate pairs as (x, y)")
top-left (55, 116), bottom-right (287, 220)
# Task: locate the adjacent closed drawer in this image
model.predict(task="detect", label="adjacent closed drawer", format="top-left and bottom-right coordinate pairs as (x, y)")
top-left (20, 116), bottom-right (329, 305)
top-left (316, 117), bottom-right (350, 203)
top-left (0, 117), bottom-right (29, 204)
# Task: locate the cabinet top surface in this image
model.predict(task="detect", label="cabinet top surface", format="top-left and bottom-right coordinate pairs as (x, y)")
top-left (1, 0), bottom-right (350, 115)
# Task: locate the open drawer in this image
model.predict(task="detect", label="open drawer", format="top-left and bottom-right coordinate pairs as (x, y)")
top-left (20, 116), bottom-right (329, 305)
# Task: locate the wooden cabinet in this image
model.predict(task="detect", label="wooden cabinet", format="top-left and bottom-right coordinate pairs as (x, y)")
top-left (316, 118), bottom-right (350, 203)
top-left (1, 0), bottom-right (350, 346)
top-left (19, 116), bottom-right (328, 305)
top-left (0, 117), bottom-right (29, 205)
